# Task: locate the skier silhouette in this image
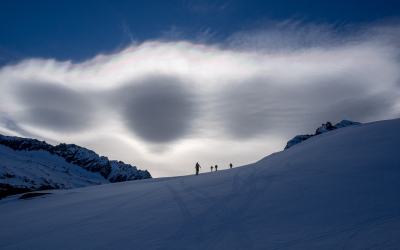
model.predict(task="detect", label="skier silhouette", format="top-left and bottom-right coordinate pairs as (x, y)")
top-left (215, 165), bottom-right (218, 171)
top-left (229, 163), bottom-right (233, 169)
top-left (195, 162), bottom-right (201, 175)
top-left (211, 166), bottom-right (214, 172)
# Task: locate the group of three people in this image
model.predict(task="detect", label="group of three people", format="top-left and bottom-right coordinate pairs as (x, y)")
top-left (195, 162), bottom-right (233, 175)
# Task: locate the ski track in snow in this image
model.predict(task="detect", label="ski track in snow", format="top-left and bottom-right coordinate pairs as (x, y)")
top-left (269, 207), bottom-right (400, 250)
top-left (1, 118), bottom-right (400, 249)
top-left (0, 186), bottom-right (165, 249)
top-left (162, 167), bottom-right (273, 250)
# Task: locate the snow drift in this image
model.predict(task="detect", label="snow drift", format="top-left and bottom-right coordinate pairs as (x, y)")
top-left (0, 118), bottom-right (400, 249)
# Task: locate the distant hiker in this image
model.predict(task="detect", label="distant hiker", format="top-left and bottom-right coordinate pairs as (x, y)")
top-left (195, 162), bottom-right (201, 175)
top-left (215, 165), bottom-right (218, 171)
top-left (229, 163), bottom-right (233, 169)
top-left (211, 166), bottom-right (214, 172)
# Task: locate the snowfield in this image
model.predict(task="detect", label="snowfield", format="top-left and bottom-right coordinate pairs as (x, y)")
top-left (1, 118), bottom-right (400, 249)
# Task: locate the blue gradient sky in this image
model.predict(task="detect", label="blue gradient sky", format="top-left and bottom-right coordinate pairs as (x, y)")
top-left (1, 0), bottom-right (400, 66)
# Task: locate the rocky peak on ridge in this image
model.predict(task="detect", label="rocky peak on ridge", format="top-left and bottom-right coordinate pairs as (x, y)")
top-left (284, 120), bottom-right (361, 150)
top-left (0, 134), bottom-right (151, 199)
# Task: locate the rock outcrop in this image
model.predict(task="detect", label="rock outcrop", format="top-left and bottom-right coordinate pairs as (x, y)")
top-left (284, 120), bottom-right (361, 150)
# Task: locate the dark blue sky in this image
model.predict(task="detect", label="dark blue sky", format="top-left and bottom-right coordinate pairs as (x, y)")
top-left (1, 0), bottom-right (399, 66)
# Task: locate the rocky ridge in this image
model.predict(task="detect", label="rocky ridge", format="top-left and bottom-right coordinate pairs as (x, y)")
top-left (0, 134), bottom-right (151, 199)
top-left (284, 120), bottom-right (361, 150)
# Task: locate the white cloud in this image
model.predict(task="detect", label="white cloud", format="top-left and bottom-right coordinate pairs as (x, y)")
top-left (1, 20), bottom-right (400, 177)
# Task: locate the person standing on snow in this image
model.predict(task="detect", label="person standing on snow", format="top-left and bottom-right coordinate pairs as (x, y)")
top-left (215, 165), bottom-right (218, 171)
top-left (229, 163), bottom-right (233, 169)
top-left (195, 162), bottom-right (201, 175)
top-left (211, 166), bottom-right (214, 172)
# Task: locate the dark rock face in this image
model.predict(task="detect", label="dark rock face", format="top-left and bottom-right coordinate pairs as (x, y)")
top-left (0, 134), bottom-right (152, 199)
top-left (284, 120), bottom-right (361, 150)
top-left (49, 143), bottom-right (113, 180)
top-left (0, 183), bottom-right (33, 200)
top-left (0, 137), bottom-right (53, 152)
top-left (314, 121), bottom-right (337, 135)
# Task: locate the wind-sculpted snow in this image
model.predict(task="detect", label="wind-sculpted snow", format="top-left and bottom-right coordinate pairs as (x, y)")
top-left (1, 118), bottom-right (399, 249)
top-left (0, 134), bottom-right (151, 199)
top-left (284, 119), bottom-right (361, 149)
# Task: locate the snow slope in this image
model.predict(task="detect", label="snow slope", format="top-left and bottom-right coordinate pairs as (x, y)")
top-left (1, 118), bottom-right (400, 249)
top-left (0, 145), bottom-right (109, 192)
top-left (0, 135), bottom-right (152, 198)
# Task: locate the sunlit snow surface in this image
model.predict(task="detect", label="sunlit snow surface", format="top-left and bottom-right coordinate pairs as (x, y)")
top-left (1, 119), bottom-right (400, 249)
top-left (0, 146), bottom-right (108, 190)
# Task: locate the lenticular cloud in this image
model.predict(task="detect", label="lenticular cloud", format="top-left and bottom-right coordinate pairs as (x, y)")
top-left (1, 22), bottom-right (400, 177)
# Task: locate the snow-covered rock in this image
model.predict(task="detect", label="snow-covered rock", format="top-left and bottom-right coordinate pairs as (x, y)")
top-left (0, 134), bottom-right (151, 199)
top-left (284, 119), bottom-right (361, 149)
top-left (333, 119), bottom-right (361, 128)
top-left (314, 121), bottom-right (337, 135)
top-left (284, 134), bottom-right (313, 150)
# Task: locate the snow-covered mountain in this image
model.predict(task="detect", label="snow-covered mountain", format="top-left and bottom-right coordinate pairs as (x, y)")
top-left (284, 119), bottom-right (361, 149)
top-left (1, 118), bottom-right (400, 249)
top-left (0, 134), bottom-right (151, 199)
